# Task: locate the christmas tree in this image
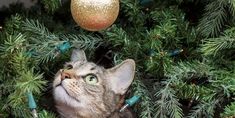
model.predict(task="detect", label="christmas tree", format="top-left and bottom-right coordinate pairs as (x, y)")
top-left (0, 0), bottom-right (235, 117)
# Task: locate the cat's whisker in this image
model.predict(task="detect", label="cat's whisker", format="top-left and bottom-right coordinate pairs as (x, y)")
top-left (53, 49), bottom-right (135, 118)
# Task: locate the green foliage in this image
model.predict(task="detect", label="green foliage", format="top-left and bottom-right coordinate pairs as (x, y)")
top-left (175, 83), bottom-right (213, 101)
top-left (165, 61), bottom-right (212, 81)
top-left (154, 79), bottom-right (183, 118)
top-left (150, 7), bottom-right (187, 49)
top-left (187, 100), bottom-right (219, 118)
top-left (38, 110), bottom-right (56, 118)
top-left (221, 101), bottom-right (235, 118)
top-left (166, 61), bottom-right (212, 99)
top-left (0, 33), bottom-right (26, 55)
top-left (201, 28), bottom-right (235, 56)
top-left (4, 14), bottom-right (23, 34)
top-left (1, 0), bottom-right (235, 117)
top-left (16, 68), bottom-right (46, 94)
top-left (0, 32), bottom-right (46, 117)
top-left (198, 0), bottom-right (235, 37)
top-left (63, 34), bottom-right (102, 50)
top-left (120, 0), bottom-right (145, 28)
top-left (21, 19), bottom-right (102, 63)
top-left (132, 79), bottom-right (154, 118)
top-left (42, 0), bottom-right (62, 13)
top-left (0, 13), bottom-right (101, 117)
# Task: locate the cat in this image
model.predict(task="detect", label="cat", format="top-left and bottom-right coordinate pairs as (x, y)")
top-left (53, 49), bottom-right (136, 118)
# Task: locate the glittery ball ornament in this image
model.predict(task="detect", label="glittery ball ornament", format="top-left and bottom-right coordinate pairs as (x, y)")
top-left (71, 0), bottom-right (119, 31)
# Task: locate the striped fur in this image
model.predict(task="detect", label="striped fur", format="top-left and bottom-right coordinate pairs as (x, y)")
top-left (53, 50), bottom-right (135, 118)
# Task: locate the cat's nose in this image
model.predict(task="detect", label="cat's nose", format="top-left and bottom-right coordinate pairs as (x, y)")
top-left (61, 72), bottom-right (70, 80)
top-left (61, 70), bottom-right (72, 80)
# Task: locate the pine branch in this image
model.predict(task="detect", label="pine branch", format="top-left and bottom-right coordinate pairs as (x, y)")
top-left (0, 33), bottom-right (26, 56)
top-left (187, 100), bottom-right (219, 118)
top-left (132, 79), bottom-right (153, 118)
top-left (162, 61), bottom-right (218, 117)
top-left (150, 7), bottom-right (183, 49)
top-left (120, 0), bottom-right (145, 28)
top-left (221, 101), bottom-right (235, 118)
top-left (22, 19), bottom-right (62, 63)
top-left (198, 0), bottom-right (228, 37)
top-left (0, 32), bottom-right (46, 117)
top-left (10, 52), bottom-right (32, 73)
top-left (3, 91), bottom-right (31, 117)
top-left (154, 78), bottom-right (183, 118)
top-left (0, 33), bottom-right (28, 76)
top-left (38, 110), bottom-right (56, 118)
top-left (201, 37), bottom-right (235, 56)
top-left (62, 34), bottom-right (102, 50)
top-left (175, 82), bottom-right (214, 102)
top-left (103, 25), bottom-right (142, 60)
top-left (22, 19), bottom-right (102, 63)
top-left (210, 70), bottom-right (235, 98)
top-left (201, 28), bottom-right (235, 56)
top-left (1, 50), bottom-right (46, 117)
top-left (42, 0), bottom-right (62, 13)
top-left (22, 19), bottom-right (57, 41)
top-left (165, 61), bottom-right (212, 81)
top-left (10, 106), bottom-right (31, 118)
top-left (103, 25), bottom-right (129, 47)
top-left (228, 0), bottom-right (235, 16)
top-left (4, 91), bottom-right (25, 109)
top-left (4, 14), bottom-right (23, 35)
top-left (16, 68), bottom-right (46, 94)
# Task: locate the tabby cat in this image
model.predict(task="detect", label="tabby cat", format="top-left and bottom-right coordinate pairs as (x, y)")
top-left (53, 49), bottom-right (135, 118)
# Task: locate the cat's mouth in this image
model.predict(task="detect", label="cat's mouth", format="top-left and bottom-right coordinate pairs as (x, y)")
top-left (55, 83), bottom-right (62, 87)
top-left (56, 84), bottom-right (80, 103)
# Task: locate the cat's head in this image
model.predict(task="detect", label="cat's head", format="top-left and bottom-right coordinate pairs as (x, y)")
top-left (53, 49), bottom-right (135, 116)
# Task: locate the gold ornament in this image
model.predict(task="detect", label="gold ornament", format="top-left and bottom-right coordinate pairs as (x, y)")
top-left (71, 0), bottom-right (119, 31)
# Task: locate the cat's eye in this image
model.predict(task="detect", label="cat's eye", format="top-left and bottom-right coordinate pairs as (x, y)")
top-left (83, 74), bottom-right (98, 85)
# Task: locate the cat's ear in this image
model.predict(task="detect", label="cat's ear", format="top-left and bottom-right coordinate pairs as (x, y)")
top-left (107, 59), bottom-right (135, 95)
top-left (71, 49), bottom-right (87, 62)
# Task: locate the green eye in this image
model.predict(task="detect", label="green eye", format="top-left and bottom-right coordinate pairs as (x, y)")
top-left (84, 74), bottom-right (98, 85)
